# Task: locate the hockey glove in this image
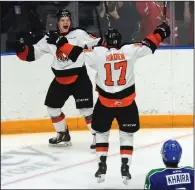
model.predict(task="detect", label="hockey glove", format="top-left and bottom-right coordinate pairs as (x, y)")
top-left (56, 37), bottom-right (68, 49)
top-left (153, 23), bottom-right (171, 41)
top-left (46, 31), bottom-right (59, 45)
top-left (15, 38), bottom-right (26, 53)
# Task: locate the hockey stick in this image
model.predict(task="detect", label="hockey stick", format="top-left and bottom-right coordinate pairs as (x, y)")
top-left (104, 2), bottom-right (112, 29)
top-left (162, 1), bottom-right (168, 23)
top-left (94, 7), bottom-right (103, 38)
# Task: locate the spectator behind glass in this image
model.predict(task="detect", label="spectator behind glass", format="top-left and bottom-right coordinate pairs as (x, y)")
top-left (79, 2), bottom-right (95, 28)
top-left (136, 1), bottom-right (179, 46)
top-left (175, 1), bottom-right (194, 45)
top-left (189, 1), bottom-right (194, 45)
top-left (78, 2), bottom-right (100, 36)
top-left (98, 1), bottom-right (141, 44)
top-left (5, 2), bottom-right (45, 52)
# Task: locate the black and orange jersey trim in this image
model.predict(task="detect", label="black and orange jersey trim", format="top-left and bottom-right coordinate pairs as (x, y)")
top-left (96, 84), bottom-right (136, 108)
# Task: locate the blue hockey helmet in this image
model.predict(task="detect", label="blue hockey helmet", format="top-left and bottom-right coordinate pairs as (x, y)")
top-left (161, 140), bottom-right (182, 164)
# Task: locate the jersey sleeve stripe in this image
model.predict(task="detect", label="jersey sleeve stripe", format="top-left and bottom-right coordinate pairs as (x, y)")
top-left (17, 45), bottom-right (29, 61)
top-left (145, 33), bottom-right (162, 48)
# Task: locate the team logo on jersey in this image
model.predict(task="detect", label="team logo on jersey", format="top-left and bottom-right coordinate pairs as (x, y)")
top-left (114, 101), bottom-right (122, 106)
top-left (56, 49), bottom-right (68, 62)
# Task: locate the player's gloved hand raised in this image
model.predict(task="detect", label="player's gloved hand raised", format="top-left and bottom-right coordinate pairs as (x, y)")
top-left (46, 31), bottom-right (59, 45)
top-left (56, 37), bottom-right (68, 49)
top-left (153, 23), bottom-right (171, 41)
top-left (15, 38), bottom-right (26, 53)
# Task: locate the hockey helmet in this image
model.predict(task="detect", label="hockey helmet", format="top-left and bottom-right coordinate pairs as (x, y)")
top-left (161, 140), bottom-right (182, 164)
top-left (56, 9), bottom-right (71, 20)
top-left (104, 28), bottom-right (122, 48)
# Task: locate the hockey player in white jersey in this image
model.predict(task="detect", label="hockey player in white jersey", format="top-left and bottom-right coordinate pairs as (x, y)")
top-left (14, 9), bottom-right (101, 152)
top-left (54, 22), bottom-right (170, 184)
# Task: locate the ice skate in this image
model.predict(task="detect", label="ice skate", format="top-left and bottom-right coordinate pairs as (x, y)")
top-left (49, 127), bottom-right (72, 147)
top-left (121, 164), bottom-right (131, 185)
top-left (121, 158), bottom-right (131, 185)
top-left (95, 156), bottom-right (107, 183)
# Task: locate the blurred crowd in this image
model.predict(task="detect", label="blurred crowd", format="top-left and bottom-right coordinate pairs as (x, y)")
top-left (1, 1), bottom-right (194, 53)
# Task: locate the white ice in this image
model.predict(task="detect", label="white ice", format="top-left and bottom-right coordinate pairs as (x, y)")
top-left (1, 128), bottom-right (193, 189)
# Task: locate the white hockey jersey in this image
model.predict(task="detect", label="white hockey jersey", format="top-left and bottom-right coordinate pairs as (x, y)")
top-left (76, 43), bottom-right (153, 107)
top-left (80, 44), bottom-right (152, 93)
top-left (32, 29), bottom-right (100, 74)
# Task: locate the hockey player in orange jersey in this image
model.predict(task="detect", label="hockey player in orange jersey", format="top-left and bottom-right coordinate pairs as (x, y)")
top-left (54, 22), bottom-right (171, 184)
top-left (14, 9), bottom-right (102, 152)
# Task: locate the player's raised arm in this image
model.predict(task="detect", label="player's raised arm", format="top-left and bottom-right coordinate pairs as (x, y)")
top-left (15, 32), bottom-right (54, 62)
top-left (132, 23), bottom-right (171, 58)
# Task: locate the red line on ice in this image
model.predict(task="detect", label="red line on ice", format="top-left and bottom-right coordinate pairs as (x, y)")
top-left (2, 133), bottom-right (193, 186)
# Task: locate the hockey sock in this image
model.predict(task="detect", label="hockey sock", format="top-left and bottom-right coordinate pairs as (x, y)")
top-left (79, 108), bottom-right (96, 135)
top-left (119, 131), bottom-right (134, 167)
top-left (51, 112), bottom-right (66, 132)
top-left (96, 131), bottom-right (110, 163)
top-left (85, 115), bottom-right (96, 135)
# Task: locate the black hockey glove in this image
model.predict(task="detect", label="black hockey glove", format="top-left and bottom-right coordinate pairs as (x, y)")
top-left (46, 31), bottom-right (59, 45)
top-left (56, 37), bottom-right (68, 49)
top-left (153, 23), bottom-right (171, 41)
top-left (15, 38), bottom-right (26, 53)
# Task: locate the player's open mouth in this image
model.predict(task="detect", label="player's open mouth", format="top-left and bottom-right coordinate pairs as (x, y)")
top-left (63, 26), bottom-right (68, 29)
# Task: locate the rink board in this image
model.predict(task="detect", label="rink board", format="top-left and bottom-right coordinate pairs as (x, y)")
top-left (1, 48), bottom-right (194, 135)
top-left (1, 115), bottom-right (193, 135)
